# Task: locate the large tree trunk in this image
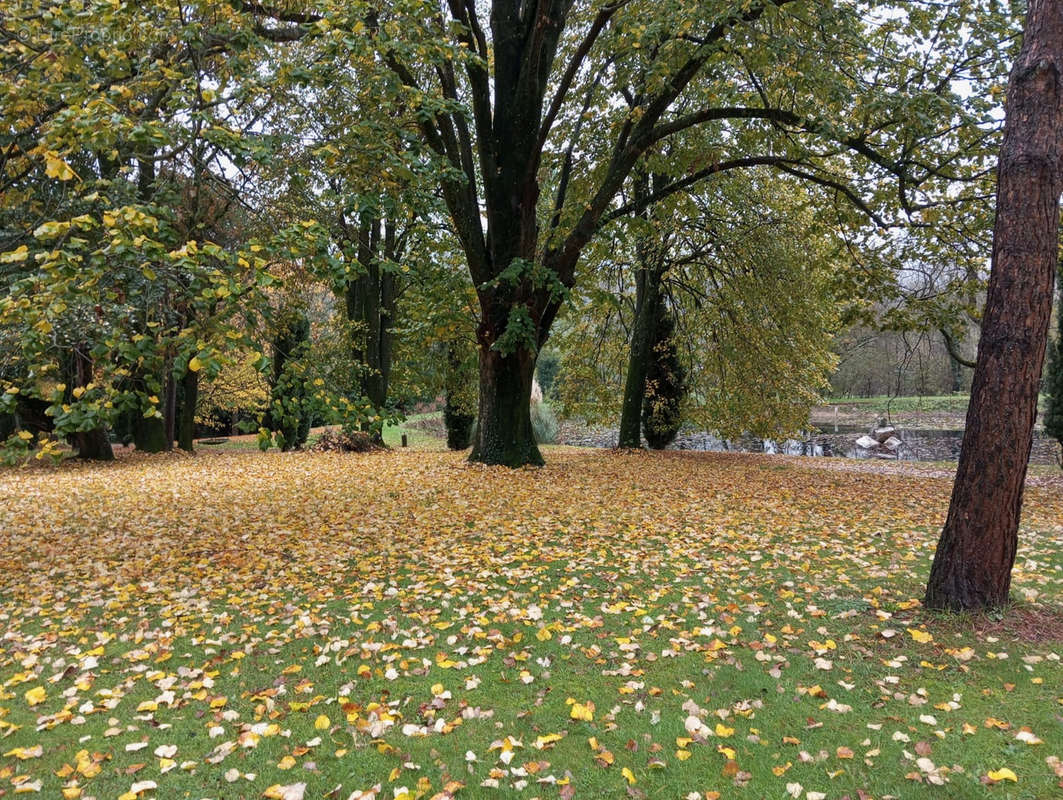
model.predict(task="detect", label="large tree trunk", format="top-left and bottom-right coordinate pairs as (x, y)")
top-left (444, 340), bottom-right (476, 450)
top-left (470, 342), bottom-right (542, 468)
top-left (163, 367), bottom-right (177, 450)
top-left (134, 414), bottom-right (168, 453)
top-left (925, 0), bottom-right (1063, 611)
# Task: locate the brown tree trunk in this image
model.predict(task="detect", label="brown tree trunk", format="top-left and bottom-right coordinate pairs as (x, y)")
top-left (618, 173), bottom-right (667, 449)
top-left (618, 260), bottom-right (663, 449)
top-left (345, 213), bottom-right (402, 445)
top-left (925, 0), bottom-right (1063, 611)
top-left (469, 343), bottom-right (542, 467)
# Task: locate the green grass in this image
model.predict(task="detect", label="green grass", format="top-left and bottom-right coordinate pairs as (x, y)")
top-left (1, 448), bottom-right (1061, 799)
top-left (825, 394), bottom-right (1051, 415)
top-left (383, 411), bottom-right (448, 451)
top-left (824, 395), bottom-right (971, 413)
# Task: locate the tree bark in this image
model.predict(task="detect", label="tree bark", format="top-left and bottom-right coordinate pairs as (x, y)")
top-left (618, 174), bottom-right (666, 448)
top-left (163, 366), bottom-right (177, 450)
top-left (618, 262), bottom-right (663, 448)
top-left (469, 343), bottom-right (542, 467)
top-left (925, 0), bottom-right (1063, 611)
top-left (177, 368), bottom-right (199, 452)
top-left (134, 414), bottom-right (168, 453)
top-left (444, 340), bottom-right (476, 450)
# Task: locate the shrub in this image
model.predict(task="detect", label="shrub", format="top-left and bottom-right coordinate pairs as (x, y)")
top-left (310, 429), bottom-right (381, 453)
top-left (531, 400), bottom-right (559, 444)
top-left (265, 313), bottom-right (312, 451)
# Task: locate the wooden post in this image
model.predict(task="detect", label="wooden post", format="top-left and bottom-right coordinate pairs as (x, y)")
top-left (401, 433), bottom-right (408, 448)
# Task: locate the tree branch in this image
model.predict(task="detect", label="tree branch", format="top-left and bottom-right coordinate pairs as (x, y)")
top-left (537, 0), bottom-right (630, 153)
top-left (941, 327), bottom-right (977, 369)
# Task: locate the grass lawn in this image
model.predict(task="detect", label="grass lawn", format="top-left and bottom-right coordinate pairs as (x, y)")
top-left (823, 395), bottom-right (1051, 415)
top-left (1, 447), bottom-right (1061, 800)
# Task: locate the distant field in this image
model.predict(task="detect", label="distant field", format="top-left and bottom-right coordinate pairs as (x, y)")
top-left (822, 395), bottom-right (971, 413)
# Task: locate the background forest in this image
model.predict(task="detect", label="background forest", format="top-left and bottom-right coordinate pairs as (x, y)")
top-left (5, 0), bottom-right (1058, 465)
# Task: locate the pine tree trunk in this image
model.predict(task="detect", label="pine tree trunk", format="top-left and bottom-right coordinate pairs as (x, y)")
top-left (925, 0), bottom-right (1063, 611)
top-left (470, 345), bottom-right (542, 467)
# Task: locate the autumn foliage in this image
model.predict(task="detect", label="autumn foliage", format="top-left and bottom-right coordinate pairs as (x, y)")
top-left (0, 449), bottom-right (1061, 798)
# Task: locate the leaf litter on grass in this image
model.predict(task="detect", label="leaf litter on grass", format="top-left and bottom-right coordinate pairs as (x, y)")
top-left (0, 448), bottom-right (1061, 799)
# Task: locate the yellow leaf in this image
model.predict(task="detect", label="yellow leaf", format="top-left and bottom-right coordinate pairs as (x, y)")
top-left (188, 356), bottom-right (203, 372)
top-left (569, 701), bottom-right (594, 722)
top-left (675, 749), bottom-right (692, 761)
top-left (314, 714), bottom-right (330, 731)
top-left (908, 628), bottom-right (933, 644)
top-left (534, 733), bottom-right (563, 750)
top-left (24, 687), bottom-right (46, 707)
top-left (987, 767), bottom-right (1018, 782)
top-left (714, 723), bottom-right (734, 738)
top-left (0, 245), bottom-right (29, 264)
top-left (277, 755), bottom-right (296, 770)
top-left (621, 767), bottom-right (636, 785)
top-left (45, 154), bottom-right (77, 181)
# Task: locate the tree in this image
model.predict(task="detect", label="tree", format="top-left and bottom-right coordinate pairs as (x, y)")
top-left (924, 0), bottom-right (1063, 611)
top-left (616, 172), bottom-right (668, 449)
top-left (264, 312), bottom-right (313, 451)
top-left (444, 340), bottom-right (477, 450)
top-left (555, 173), bottom-right (842, 441)
top-left (641, 308), bottom-right (686, 449)
top-left (0, 0), bottom-right (287, 458)
top-left (328, 0), bottom-right (1012, 466)
top-left (1045, 250), bottom-right (1063, 464)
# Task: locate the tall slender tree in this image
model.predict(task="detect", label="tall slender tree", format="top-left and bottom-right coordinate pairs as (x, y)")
top-left (925, 0), bottom-right (1063, 611)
